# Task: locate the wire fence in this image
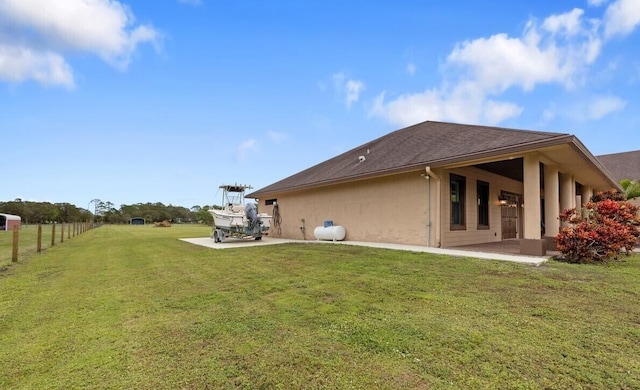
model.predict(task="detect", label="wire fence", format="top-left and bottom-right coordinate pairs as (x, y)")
top-left (0, 223), bottom-right (94, 268)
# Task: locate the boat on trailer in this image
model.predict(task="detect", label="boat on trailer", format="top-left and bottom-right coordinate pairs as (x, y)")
top-left (209, 184), bottom-right (272, 242)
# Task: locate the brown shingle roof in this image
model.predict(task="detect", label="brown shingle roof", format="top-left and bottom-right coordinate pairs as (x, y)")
top-left (597, 150), bottom-right (640, 182)
top-left (249, 120), bottom-right (572, 197)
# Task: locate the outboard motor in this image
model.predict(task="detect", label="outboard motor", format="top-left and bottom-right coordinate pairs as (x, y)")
top-left (245, 203), bottom-right (260, 231)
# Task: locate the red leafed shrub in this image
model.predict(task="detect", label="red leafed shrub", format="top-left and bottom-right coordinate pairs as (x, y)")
top-left (556, 192), bottom-right (640, 263)
top-left (589, 188), bottom-right (627, 202)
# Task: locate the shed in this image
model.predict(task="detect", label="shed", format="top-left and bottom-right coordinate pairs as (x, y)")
top-left (130, 217), bottom-right (145, 225)
top-left (0, 213), bottom-right (21, 231)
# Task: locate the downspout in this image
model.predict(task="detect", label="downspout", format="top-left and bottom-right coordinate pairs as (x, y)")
top-left (425, 166), bottom-right (442, 248)
top-left (422, 172), bottom-right (431, 247)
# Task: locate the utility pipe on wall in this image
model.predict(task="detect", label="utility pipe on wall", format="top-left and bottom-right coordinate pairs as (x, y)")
top-left (425, 166), bottom-right (442, 248)
top-left (422, 172), bottom-right (431, 247)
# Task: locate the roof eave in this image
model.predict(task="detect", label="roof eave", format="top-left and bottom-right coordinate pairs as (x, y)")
top-left (248, 134), bottom-right (577, 198)
top-left (569, 137), bottom-right (622, 191)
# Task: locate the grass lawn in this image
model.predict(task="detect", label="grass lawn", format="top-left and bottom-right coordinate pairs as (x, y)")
top-left (0, 223), bottom-right (80, 268)
top-left (0, 225), bottom-right (639, 389)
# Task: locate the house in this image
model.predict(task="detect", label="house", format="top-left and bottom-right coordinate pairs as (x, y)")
top-left (0, 213), bottom-right (21, 231)
top-left (597, 149), bottom-right (640, 207)
top-left (248, 121), bottom-right (619, 255)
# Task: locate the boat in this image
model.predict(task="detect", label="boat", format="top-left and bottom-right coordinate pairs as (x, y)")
top-left (208, 184), bottom-right (272, 242)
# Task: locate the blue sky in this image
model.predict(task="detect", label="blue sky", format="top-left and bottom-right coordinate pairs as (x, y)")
top-left (1, 0), bottom-right (639, 209)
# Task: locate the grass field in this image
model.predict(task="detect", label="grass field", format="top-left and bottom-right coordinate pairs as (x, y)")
top-left (0, 223), bottom-right (88, 268)
top-left (1, 225), bottom-right (639, 389)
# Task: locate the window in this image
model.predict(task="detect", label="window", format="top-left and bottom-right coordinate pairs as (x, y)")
top-left (450, 174), bottom-right (466, 230)
top-left (477, 181), bottom-right (489, 229)
top-left (265, 199), bottom-right (277, 206)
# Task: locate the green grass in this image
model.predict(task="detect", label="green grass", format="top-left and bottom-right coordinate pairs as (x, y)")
top-left (1, 225), bottom-right (639, 389)
top-left (0, 223), bottom-right (80, 268)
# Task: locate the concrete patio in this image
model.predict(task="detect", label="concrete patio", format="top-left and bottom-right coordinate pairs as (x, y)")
top-left (181, 237), bottom-right (552, 265)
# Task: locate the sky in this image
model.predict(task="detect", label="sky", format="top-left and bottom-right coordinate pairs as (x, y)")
top-left (1, 0), bottom-right (639, 209)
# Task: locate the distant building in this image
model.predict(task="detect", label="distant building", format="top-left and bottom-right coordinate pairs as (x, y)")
top-left (597, 150), bottom-right (640, 182)
top-left (598, 150), bottom-right (640, 207)
top-left (0, 213), bottom-right (21, 231)
top-left (130, 217), bottom-right (145, 225)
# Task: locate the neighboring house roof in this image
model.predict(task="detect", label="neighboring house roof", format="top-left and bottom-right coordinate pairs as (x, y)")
top-left (596, 150), bottom-right (640, 182)
top-left (249, 120), bottom-right (615, 198)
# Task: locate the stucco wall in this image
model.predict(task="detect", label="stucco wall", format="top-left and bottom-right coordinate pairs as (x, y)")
top-left (440, 166), bottom-right (524, 248)
top-left (260, 171), bottom-right (432, 246)
top-left (259, 166), bottom-right (529, 247)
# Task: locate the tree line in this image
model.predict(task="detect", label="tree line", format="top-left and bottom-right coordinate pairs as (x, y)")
top-left (0, 199), bottom-right (220, 225)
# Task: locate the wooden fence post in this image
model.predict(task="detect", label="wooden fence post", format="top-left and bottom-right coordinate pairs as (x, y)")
top-left (37, 224), bottom-right (42, 253)
top-left (12, 225), bottom-right (19, 262)
top-left (68, 223), bottom-right (71, 239)
top-left (61, 223), bottom-right (64, 243)
top-left (73, 222), bottom-right (76, 237)
top-left (51, 224), bottom-right (56, 247)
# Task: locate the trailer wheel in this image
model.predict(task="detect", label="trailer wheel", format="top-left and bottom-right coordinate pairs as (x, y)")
top-left (213, 230), bottom-right (221, 243)
top-left (255, 236), bottom-right (262, 241)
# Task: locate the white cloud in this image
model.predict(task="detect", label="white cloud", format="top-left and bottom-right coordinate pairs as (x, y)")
top-left (0, 0), bottom-right (160, 87)
top-left (586, 96), bottom-right (627, 119)
top-left (237, 138), bottom-right (258, 161)
top-left (543, 8), bottom-right (585, 36)
top-left (331, 72), bottom-right (365, 109)
top-left (345, 79), bottom-right (365, 109)
top-left (370, 6), bottom-right (611, 127)
top-left (603, 0), bottom-right (640, 38)
top-left (588, 0), bottom-right (608, 6)
top-left (178, 0), bottom-right (202, 5)
top-left (447, 32), bottom-right (566, 92)
top-left (267, 130), bottom-right (288, 143)
top-left (406, 62), bottom-right (417, 75)
top-left (0, 44), bottom-right (74, 88)
top-left (483, 100), bottom-right (524, 124)
top-left (370, 85), bottom-right (523, 127)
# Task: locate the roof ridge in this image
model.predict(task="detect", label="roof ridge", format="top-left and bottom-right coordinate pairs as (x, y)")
top-left (248, 121), bottom-right (578, 197)
top-left (597, 149), bottom-right (640, 158)
top-left (419, 120), bottom-right (568, 137)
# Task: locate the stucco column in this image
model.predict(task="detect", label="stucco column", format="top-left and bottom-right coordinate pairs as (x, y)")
top-left (559, 173), bottom-right (575, 214)
top-left (582, 185), bottom-right (593, 204)
top-left (544, 164), bottom-right (560, 250)
top-left (521, 154), bottom-right (546, 255)
top-left (523, 155), bottom-right (541, 240)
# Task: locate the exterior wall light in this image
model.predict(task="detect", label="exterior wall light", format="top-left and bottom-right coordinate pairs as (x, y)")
top-left (498, 194), bottom-right (508, 205)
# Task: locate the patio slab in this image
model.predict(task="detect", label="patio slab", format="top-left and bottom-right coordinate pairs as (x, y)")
top-left (181, 237), bottom-right (550, 265)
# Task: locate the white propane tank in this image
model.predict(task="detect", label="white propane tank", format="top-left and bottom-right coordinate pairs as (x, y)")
top-left (314, 225), bottom-right (346, 241)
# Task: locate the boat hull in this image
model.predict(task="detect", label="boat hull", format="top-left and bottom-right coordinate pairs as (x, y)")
top-left (210, 210), bottom-right (245, 228)
top-left (209, 210), bottom-right (271, 228)
top-left (208, 209), bottom-right (272, 242)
